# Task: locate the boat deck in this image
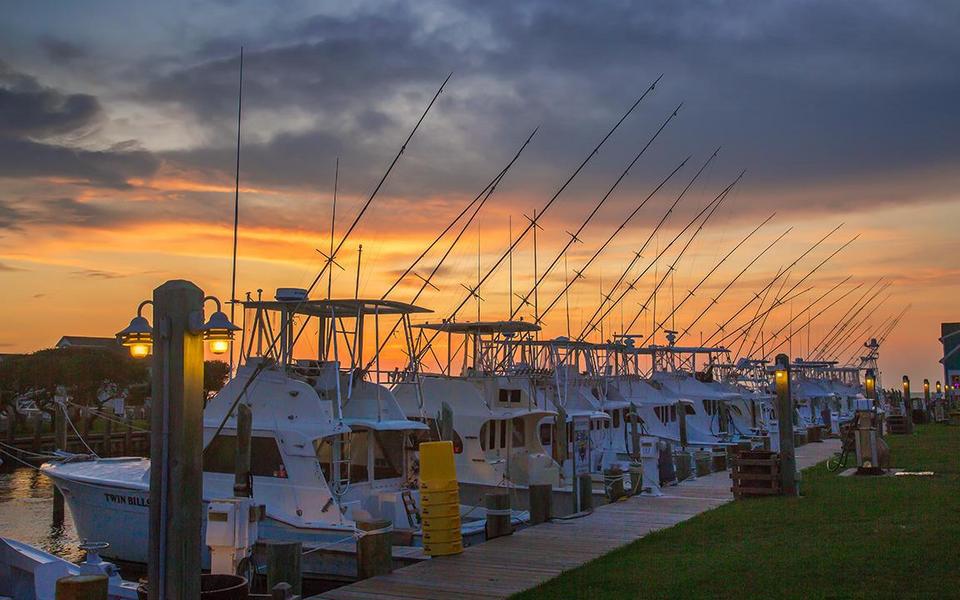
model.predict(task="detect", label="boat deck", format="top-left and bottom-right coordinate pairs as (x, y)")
top-left (314, 440), bottom-right (840, 600)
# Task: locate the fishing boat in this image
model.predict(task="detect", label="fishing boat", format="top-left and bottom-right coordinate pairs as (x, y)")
top-left (41, 290), bottom-right (491, 572)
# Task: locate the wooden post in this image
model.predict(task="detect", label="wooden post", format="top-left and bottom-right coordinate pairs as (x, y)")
top-left (902, 376), bottom-right (914, 433)
top-left (55, 574), bottom-right (108, 599)
top-left (529, 483), bottom-right (552, 525)
top-left (54, 406), bottom-right (67, 525)
top-left (677, 402), bottom-right (688, 449)
top-left (148, 280), bottom-right (205, 600)
top-left (32, 413), bottom-right (43, 453)
top-left (124, 417), bottom-right (132, 455)
top-left (103, 415), bottom-right (112, 457)
top-left (234, 403), bottom-right (252, 497)
top-left (577, 473), bottom-right (593, 512)
top-left (261, 540), bottom-right (302, 595)
top-left (774, 354), bottom-right (798, 496)
top-left (356, 518), bottom-right (393, 579)
top-left (484, 491), bottom-right (512, 539)
top-left (439, 401), bottom-right (454, 442)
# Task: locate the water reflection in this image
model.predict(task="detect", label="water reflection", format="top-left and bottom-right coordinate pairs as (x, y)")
top-left (0, 465), bottom-right (82, 562)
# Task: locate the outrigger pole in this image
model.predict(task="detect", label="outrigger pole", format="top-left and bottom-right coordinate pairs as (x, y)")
top-left (534, 155), bottom-right (689, 325)
top-left (826, 293), bottom-right (893, 362)
top-left (641, 212), bottom-right (775, 344)
top-left (510, 102), bottom-right (683, 321)
top-left (210, 73), bottom-right (452, 443)
top-left (229, 47), bottom-right (244, 372)
top-left (575, 148), bottom-right (720, 339)
top-left (578, 168), bottom-right (742, 341)
top-left (701, 224), bottom-right (844, 347)
top-left (811, 279), bottom-right (889, 360)
top-left (410, 76), bottom-right (664, 365)
top-left (676, 226), bottom-right (792, 345)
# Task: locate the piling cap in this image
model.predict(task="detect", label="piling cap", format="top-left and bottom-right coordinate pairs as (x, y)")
top-left (419, 441), bottom-right (457, 482)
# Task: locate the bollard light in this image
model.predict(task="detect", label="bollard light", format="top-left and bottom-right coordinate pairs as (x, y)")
top-left (117, 300), bottom-right (154, 358)
top-left (864, 369), bottom-right (876, 400)
top-left (201, 296), bottom-right (241, 355)
top-left (936, 381), bottom-right (942, 395)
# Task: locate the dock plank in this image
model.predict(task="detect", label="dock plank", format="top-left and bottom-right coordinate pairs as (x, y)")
top-left (314, 440), bottom-right (839, 600)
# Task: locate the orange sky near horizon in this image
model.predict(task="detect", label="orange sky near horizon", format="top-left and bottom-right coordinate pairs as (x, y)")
top-left (1, 167), bottom-right (957, 388)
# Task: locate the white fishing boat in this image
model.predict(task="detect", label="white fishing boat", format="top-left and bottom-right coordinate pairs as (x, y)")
top-left (41, 291), bottom-right (491, 571)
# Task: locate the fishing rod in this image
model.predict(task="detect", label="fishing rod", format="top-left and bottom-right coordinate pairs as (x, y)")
top-left (812, 280), bottom-right (889, 360)
top-left (842, 303), bottom-right (909, 366)
top-left (229, 47), bottom-right (244, 372)
top-left (641, 212), bottom-right (774, 344)
top-left (826, 293), bottom-right (893, 362)
top-left (361, 128), bottom-right (539, 372)
top-left (381, 128), bottom-right (538, 300)
top-left (410, 77), bottom-right (663, 364)
top-left (876, 303), bottom-right (910, 347)
top-left (740, 267), bottom-right (795, 358)
top-left (701, 224), bottom-right (843, 347)
top-left (732, 265), bottom-right (787, 358)
top-left (758, 278), bottom-right (861, 360)
top-left (713, 283), bottom-right (814, 353)
top-left (510, 102), bottom-right (682, 321)
top-left (574, 149), bottom-right (721, 339)
top-left (578, 171), bottom-right (746, 340)
top-left (534, 155), bottom-right (690, 324)
top-left (677, 227), bottom-right (792, 346)
top-left (624, 179), bottom-right (743, 341)
top-left (209, 73), bottom-right (452, 443)
top-left (808, 277), bottom-right (883, 359)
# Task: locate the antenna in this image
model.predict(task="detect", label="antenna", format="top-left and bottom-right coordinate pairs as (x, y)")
top-left (229, 46), bottom-right (244, 372)
top-left (327, 157), bottom-right (339, 300)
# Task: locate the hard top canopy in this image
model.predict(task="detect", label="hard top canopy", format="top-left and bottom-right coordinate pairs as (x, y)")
top-left (242, 298), bottom-right (431, 318)
top-left (413, 320), bottom-right (540, 335)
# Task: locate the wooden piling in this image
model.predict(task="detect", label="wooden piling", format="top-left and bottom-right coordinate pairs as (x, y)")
top-left (55, 574), bottom-right (108, 600)
top-left (529, 483), bottom-right (552, 525)
top-left (577, 473), bottom-right (593, 512)
top-left (484, 491), bottom-right (512, 539)
top-left (356, 519), bottom-right (393, 579)
top-left (53, 408), bottom-right (67, 525)
top-left (261, 540), bottom-right (302, 595)
top-left (32, 413), bottom-right (42, 453)
top-left (147, 280), bottom-right (205, 600)
top-left (234, 403), bottom-right (252, 497)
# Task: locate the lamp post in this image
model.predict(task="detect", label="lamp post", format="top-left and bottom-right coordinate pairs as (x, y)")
top-left (902, 376), bottom-right (913, 434)
top-left (774, 353), bottom-right (798, 496)
top-left (117, 281), bottom-right (239, 599)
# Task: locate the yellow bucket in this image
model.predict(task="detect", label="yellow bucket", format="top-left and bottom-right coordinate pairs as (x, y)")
top-left (422, 522), bottom-right (462, 543)
top-left (420, 489), bottom-right (460, 506)
top-left (419, 441), bottom-right (457, 482)
top-left (421, 502), bottom-right (460, 518)
top-left (419, 478), bottom-right (458, 492)
top-left (424, 539), bottom-right (463, 556)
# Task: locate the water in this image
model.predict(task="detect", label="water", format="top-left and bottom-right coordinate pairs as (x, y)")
top-left (0, 464), bottom-right (82, 562)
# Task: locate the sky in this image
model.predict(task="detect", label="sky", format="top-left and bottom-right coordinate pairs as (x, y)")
top-left (0, 0), bottom-right (958, 386)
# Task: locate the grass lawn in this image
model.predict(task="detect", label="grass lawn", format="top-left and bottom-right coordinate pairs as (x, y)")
top-left (514, 425), bottom-right (960, 599)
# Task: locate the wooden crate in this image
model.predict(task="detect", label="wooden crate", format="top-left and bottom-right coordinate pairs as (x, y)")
top-left (886, 415), bottom-right (909, 435)
top-left (730, 450), bottom-right (782, 499)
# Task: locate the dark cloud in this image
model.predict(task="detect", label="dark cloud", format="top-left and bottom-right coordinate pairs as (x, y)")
top-left (70, 268), bottom-right (124, 279)
top-left (0, 137), bottom-right (159, 188)
top-left (0, 62), bottom-right (160, 187)
top-left (0, 60), bottom-right (101, 139)
top-left (38, 36), bottom-right (88, 64)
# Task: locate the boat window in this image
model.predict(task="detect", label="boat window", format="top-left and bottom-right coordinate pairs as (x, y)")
top-left (511, 418), bottom-right (525, 447)
top-left (204, 434), bottom-right (288, 478)
top-left (612, 410), bottom-right (620, 429)
top-left (409, 417), bottom-right (463, 454)
top-left (498, 389), bottom-right (522, 403)
top-left (539, 423), bottom-right (552, 446)
top-left (372, 431), bottom-right (403, 480)
top-left (684, 404), bottom-right (695, 415)
top-left (499, 420), bottom-right (507, 449)
top-left (603, 416), bottom-right (610, 429)
top-left (481, 421), bottom-right (496, 451)
top-left (729, 405), bottom-right (743, 416)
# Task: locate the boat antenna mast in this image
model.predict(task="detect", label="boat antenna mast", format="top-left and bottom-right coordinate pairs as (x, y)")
top-left (229, 46), bottom-right (244, 372)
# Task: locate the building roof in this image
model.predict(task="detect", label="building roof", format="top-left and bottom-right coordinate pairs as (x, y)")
top-left (56, 336), bottom-right (122, 350)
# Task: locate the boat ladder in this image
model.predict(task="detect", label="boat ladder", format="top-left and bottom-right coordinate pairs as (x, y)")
top-left (401, 490), bottom-right (421, 527)
top-left (332, 435), bottom-right (352, 497)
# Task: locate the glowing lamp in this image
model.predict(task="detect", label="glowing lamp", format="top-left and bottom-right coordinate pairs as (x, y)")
top-left (117, 306), bottom-right (153, 359)
top-left (201, 298), bottom-right (240, 355)
top-left (864, 369), bottom-right (876, 400)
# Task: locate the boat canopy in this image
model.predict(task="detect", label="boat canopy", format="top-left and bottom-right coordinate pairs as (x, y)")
top-left (242, 298), bottom-right (431, 318)
top-left (413, 320), bottom-right (540, 335)
top-left (343, 417), bottom-right (429, 431)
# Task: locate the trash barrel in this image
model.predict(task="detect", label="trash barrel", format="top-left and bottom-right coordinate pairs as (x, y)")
top-left (419, 441), bottom-right (463, 556)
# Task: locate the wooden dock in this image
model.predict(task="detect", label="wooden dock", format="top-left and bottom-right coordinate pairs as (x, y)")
top-left (315, 440), bottom-right (840, 600)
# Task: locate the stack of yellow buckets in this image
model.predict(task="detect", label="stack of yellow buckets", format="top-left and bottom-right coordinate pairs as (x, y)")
top-left (418, 440), bottom-right (463, 556)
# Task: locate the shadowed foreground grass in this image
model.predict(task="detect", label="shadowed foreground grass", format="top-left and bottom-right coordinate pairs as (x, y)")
top-left (514, 425), bottom-right (960, 599)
